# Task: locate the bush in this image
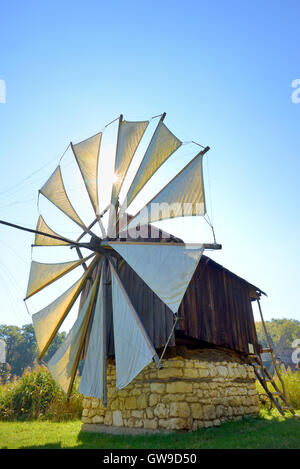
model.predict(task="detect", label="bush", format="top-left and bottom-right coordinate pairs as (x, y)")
top-left (256, 366), bottom-right (300, 410)
top-left (0, 362), bottom-right (83, 421)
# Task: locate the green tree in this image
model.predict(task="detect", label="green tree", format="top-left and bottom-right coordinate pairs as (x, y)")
top-left (0, 324), bottom-right (66, 378)
top-left (255, 318), bottom-right (300, 348)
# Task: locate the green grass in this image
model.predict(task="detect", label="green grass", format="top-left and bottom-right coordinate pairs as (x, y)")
top-left (1, 409), bottom-right (300, 449)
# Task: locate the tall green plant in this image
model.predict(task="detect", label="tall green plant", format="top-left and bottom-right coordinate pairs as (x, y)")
top-left (0, 362), bottom-right (83, 421)
top-left (256, 367), bottom-right (300, 410)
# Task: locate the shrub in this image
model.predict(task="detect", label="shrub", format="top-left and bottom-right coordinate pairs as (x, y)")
top-left (256, 366), bottom-right (300, 410)
top-left (0, 362), bottom-right (83, 421)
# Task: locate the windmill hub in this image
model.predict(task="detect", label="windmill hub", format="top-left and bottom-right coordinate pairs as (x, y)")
top-left (88, 234), bottom-right (119, 257)
top-left (89, 234), bottom-right (104, 252)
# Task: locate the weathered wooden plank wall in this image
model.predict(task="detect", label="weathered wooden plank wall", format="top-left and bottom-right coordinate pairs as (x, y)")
top-left (80, 253), bottom-right (260, 359)
top-left (178, 257), bottom-right (259, 354)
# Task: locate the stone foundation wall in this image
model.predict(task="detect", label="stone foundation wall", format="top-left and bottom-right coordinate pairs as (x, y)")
top-left (81, 348), bottom-right (260, 431)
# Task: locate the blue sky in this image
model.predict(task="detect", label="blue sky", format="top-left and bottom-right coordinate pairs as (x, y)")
top-left (0, 0), bottom-right (299, 329)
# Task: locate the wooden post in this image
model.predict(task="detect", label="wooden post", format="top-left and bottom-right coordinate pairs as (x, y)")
top-left (257, 298), bottom-right (287, 401)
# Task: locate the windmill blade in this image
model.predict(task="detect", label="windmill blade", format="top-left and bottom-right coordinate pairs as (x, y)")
top-left (39, 166), bottom-right (87, 230)
top-left (108, 243), bottom-right (204, 314)
top-left (109, 260), bottom-right (159, 390)
top-left (25, 253), bottom-right (95, 300)
top-left (32, 256), bottom-right (99, 360)
top-left (108, 117), bottom-right (149, 235)
top-left (71, 132), bottom-right (102, 216)
top-left (78, 262), bottom-right (106, 399)
top-left (34, 215), bottom-right (73, 246)
top-left (47, 272), bottom-right (99, 396)
top-left (119, 148), bottom-right (208, 233)
top-left (118, 116), bottom-right (182, 222)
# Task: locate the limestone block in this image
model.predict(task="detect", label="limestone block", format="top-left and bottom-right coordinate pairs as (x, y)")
top-left (81, 416), bottom-right (92, 424)
top-left (125, 396), bottom-right (137, 409)
top-left (207, 364), bottom-right (217, 378)
top-left (161, 393), bottom-right (185, 403)
top-left (203, 421), bottom-right (213, 428)
top-left (213, 419), bottom-right (221, 426)
top-left (169, 402), bottom-right (190, 418)
top-left (237, 364), bottom-right (247, 379)
top-left (216, 366), bottom-right (228, 378)
top-left (191, 403), bottom-right (203, 419)
top-left (158, 418), bottom-right (169, 429)
top-left (157, 367), bottom-right (183, 379)
top-left (146, 407), bottom-right (154, 419)
top-left (202, 404), bottom-right (216, 420)
top-left (169, 418), bottom-right (189, 430)
top-left (186, 395), bottom-right (200, 403)
top-left (132, 410), bottom-right (144, 419)
top-left (166, 382), bottom-right (193, 394)
top-left (83, 398), bottom-right (90, 408)
top-left (134, 419), bottom-right (143, 428)
top-left (154, 403), bottom-right (169, 418)
top-left (150, 394), bottom-right (160, 406)
top-left (215, 405), bottom-right (224, 418)
top-left (198, 368), bottom-right (210, 378)
top-left (104, 411), bottom-right (113, 426)
top-left (198, 382), bottom-right (209, 390)
top-left (192, 420), bottom-right (204, 430)
top-left (163, 359), bottom-right (184, 368)
top-left (209, 382), bottom-right (218, 390)
top-left (183, 368), bottom-right (199, 378)
top-left (124, 417), bottom-right (135, 427)
top-left (136, 394), bottom-right (148, 409)
top-left (110, 399), bottom-right (120, 410)
top-left (150, 382), bottom-right (165, 394)
top-left (144, 418), bottom-right (158, 430)
top-left (92, 415), bottom-right (104, 424)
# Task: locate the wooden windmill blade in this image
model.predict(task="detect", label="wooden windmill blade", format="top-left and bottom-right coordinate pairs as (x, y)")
top-left (22, 113), bottom-right (219, 403)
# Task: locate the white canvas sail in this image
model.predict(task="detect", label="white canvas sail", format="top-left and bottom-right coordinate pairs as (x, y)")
top-left (122, 150), bottom-right (206, 233)
top-left (110, 261), bottom-right (158, 389)
top-left (25, 254), bottom-right (95, 300)
top-left (108, 119), bottom-right (149, 236)
top-left (108, 243), bottom-right (204, 314)
top-left (39, 166), bottom-right (87, 230)
top-left (112, 119), bottom-right (149, 204)
top-left (34, 215), bottom-right (72, 246)
top-left (71, 132), bottom-right (102, 215)
top-left (78, 267), bottom-right (105, 398)
top-left (120, 120), bottom-right (182, 216)
top-left (47, 276), bottom-right (98, 395)
top-left (32, 268), bottom-right (93, 359)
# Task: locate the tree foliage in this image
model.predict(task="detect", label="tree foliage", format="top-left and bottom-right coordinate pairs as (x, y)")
top-left (255, 318), bottom-right (300, 348)
top-left (0, 324), bottom-right (66, 378)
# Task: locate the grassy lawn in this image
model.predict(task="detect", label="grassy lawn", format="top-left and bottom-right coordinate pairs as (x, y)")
top-left (0, 409), bottom-right (300, 449)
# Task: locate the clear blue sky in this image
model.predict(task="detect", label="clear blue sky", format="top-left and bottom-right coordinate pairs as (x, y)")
top-left (0, 0), bottom-right (299, 330)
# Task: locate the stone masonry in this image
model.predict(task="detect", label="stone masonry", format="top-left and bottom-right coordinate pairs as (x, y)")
top-left (81, 347), bottom-right (260, 431)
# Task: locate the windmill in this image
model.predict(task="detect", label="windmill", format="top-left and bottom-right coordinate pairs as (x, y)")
top-left (4, 113), bottom-right (222, 406)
